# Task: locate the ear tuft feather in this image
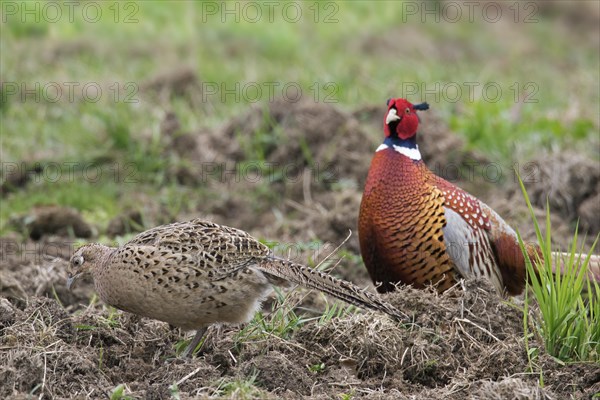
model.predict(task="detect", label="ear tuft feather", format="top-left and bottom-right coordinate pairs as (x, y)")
top-left (413, 102), bottom-right (430, 111)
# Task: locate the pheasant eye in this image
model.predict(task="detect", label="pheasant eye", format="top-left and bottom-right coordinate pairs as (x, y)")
top-left (73, 256), bottom-right (83, 267)
top-left (405, 108), bottom-right (410, 114)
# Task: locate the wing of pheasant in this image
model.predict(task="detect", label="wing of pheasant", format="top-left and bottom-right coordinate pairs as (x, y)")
top-left (68, 218), bottom-right (405, 357)
top-left (123, 219), bottom-right (270, 279)
top-left (432, 174), bottom-right (600, 294)
top-left (431, 174), bottom-right (537, 295)
top-left (359, 98), bottom-right (600, 295)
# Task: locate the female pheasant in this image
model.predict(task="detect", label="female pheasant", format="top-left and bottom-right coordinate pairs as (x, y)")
top-left (358, 98), bottom-right (600, 295)
top-left (67, 218), bottom-right (405, 357)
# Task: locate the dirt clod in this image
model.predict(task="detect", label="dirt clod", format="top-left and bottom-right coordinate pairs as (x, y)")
top-left (10, 205), bottom-right (93, 240)
top-left (106, 210), bottom-right (144, 237)
top-left (141, 67), bottom-right (202, 102)
top-left (526, 150), bottom-right (599, 223)
top-left (578, 185), bottom-right (600, 234)
top-left (0, 298), bottom-right (16, 328)
top-left (0, 162), bottom-right (42, 196)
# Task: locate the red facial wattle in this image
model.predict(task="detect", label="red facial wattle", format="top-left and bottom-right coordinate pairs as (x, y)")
top-left (383, 98), bottom-right (427, 139)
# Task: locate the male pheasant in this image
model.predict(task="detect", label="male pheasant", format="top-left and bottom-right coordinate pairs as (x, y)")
top-left (358, 98), bottom-right (600, 295)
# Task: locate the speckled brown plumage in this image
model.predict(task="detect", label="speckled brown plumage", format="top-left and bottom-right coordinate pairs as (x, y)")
top-left (67, 219), bottom-right (405, 356)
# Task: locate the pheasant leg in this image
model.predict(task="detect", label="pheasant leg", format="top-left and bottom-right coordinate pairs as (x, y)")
top-left (181, 327), bottom-right (208, 358)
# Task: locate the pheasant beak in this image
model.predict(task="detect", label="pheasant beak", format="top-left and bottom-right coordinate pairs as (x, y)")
top-left (386, 108), bottom-right (401, 125)
top-left (66, 273), bottom-right (82, 291)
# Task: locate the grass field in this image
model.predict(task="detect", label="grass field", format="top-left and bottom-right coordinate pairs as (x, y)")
top-left (2, 1), bottom-right (599, 232)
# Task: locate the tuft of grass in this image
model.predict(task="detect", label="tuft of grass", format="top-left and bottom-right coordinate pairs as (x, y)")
top-left (307, 362), bottom-right (326, 374)
top-left (169, 383), bottom-right (181, 400)
top-left (235, 287), bottom-right (307, 345)
top-left (517, 175), bottom-right (599, 363)
top-left (213, 371), bottom-right (263, 399)
top-left (75, 324), bottom-right (97, 331)
top-left (109, 384), bottom-right (135, 400)
top-left (98, 307), bottom-right (122, 329)
top-left (318, 301), bottom-right (356, 326)
top-left (234, 286), bottom-right (356, 350)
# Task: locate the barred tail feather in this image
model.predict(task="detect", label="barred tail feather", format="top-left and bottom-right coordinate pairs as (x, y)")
top-left (551, 252), bottom-right (600, 286)
top-left (257, 257), bottom-right (407, 322)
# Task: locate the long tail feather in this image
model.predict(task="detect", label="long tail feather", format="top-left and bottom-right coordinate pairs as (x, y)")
top-left (257, 256), bottom-right (408, 322)
top-left (551, 252), bottom-right (600, 285)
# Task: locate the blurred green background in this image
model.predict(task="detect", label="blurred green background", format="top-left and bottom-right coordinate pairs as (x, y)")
top-left (1, 0), bottom-right (599, 236)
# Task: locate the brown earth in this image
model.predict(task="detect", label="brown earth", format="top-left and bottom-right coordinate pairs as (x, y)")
top-left (1, 99), bottom-right (599, 399)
